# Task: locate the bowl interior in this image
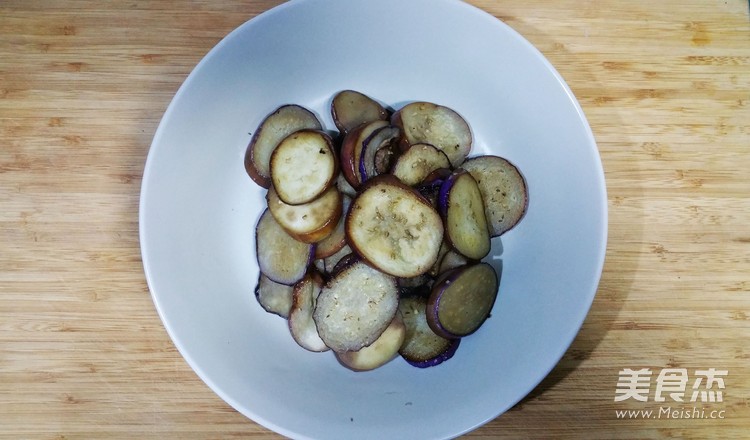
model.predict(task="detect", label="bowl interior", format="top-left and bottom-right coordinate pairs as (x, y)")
top-left (140, 0), bottom-right (607, 439)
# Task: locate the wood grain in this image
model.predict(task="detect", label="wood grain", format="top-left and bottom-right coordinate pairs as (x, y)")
top-left (1, 1), bottom-right (748, 438)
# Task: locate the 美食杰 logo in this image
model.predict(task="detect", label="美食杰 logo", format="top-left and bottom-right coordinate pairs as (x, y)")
top-left (613, 368), bottom-right (728, 420)
top-left (615, 367), bottom-right (727, 402)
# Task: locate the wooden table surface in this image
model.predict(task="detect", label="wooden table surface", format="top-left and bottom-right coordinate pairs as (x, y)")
top-left (2, 1), bottom-right (749, 438)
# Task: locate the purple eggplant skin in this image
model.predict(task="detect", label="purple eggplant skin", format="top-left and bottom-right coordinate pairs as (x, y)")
top-left (416, 167), bottom-right (451, 207)
top-left (404, 338), bottom-right (461, 368)
top-left (422, 167), bottom-right (452, 186)
top-left (358, 125), bottom-right (400, 183)
top-left (436, 168), bottom-right (464, 219)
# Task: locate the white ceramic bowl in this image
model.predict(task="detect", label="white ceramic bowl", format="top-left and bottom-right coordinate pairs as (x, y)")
top-left (139, 0), bottom-right (607, 438)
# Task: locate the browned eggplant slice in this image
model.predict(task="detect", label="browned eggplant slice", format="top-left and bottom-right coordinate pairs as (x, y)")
top-left (438, 169), bottom-right (491, 260)
top-left (245, 104), bottom-right (322, 188)
top-left (346, 175), bottom-right (444, 277)
top-left (391, 101), bottom-right (472, 167)
top-left (391, 143), bottom-right (451, 186)
top-left (359, 125), bottom-right (401, 183)
top-left (266, 185), bottom-right (342, 243)
top-left (270, 129), bottom-right (338, 205)
top-left (255, 274), bottom-right (294, 318)
top-left (256, 208), bottom-right (314, 285)
top-left (331, 89), bottom-right (388, 135)
top-left (288, 272), bottom-right (329, 352)
top-left (398, 295), bottom-right (459, 368)
top-left (336, 314), bottom-right (406, 371)
top-left (426, 263), bottom-right (498, 339)
top-left (461, 155), bottom-right (528, 237)
top-left (339, 120), bottom-right (389, 189)
top-left (313, 261), bottom-right (399, 352)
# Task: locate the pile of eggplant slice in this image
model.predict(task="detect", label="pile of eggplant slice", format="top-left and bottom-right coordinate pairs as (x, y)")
top-left (247, 90), bottom-right (528, 371)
